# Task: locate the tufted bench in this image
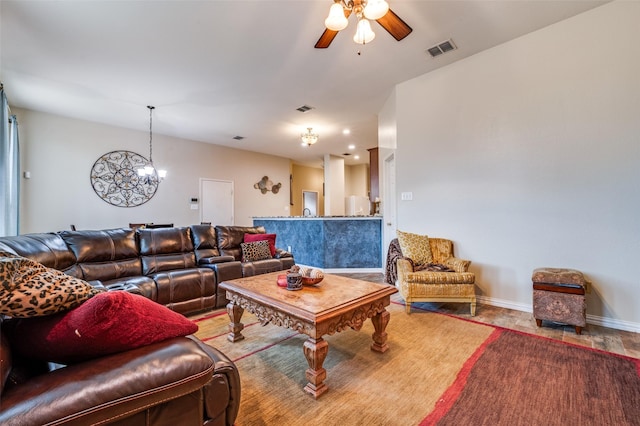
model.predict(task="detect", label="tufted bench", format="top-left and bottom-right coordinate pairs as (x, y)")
top-left (532, 267), bottom-right (587, 334)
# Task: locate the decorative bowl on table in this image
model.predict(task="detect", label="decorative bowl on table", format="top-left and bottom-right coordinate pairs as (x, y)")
top-left (301, 276), bottom-right (324, 286)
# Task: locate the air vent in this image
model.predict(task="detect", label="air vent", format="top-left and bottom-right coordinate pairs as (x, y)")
top-left (342, 152), bottom-right (352, 156)
top-left (296, 105), bottom-right (313, 113)
top-left (427, 39), bottom-right (457, 58)
top-left (232, 136), bottom-right (245, 140)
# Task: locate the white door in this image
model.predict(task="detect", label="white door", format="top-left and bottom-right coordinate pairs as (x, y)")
top-left (383, 153), bottom-right (396, 256)
top-left (200, 179), bottom-right (234, 225)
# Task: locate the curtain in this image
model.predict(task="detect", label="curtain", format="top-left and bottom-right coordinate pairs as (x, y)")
top-left (0, 85), bottom-right (20, 236)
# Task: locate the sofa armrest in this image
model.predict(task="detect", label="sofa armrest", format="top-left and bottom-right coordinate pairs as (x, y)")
top-left (188, 336), bottom-right (241, 426)
top-left (275, 248), bottom-right (292, 259)
top-left (0, 337), bottom-right (220, 426)
top-left (199, 255), bottom-right (236, 265)
top-left (443, 256), bottom-right (471, 273)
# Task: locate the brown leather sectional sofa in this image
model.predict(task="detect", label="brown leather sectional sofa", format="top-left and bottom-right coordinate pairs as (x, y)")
top-left (0, 224), bottom-right (294, 314)
top-left (0, 224), bottom-right (294, 426)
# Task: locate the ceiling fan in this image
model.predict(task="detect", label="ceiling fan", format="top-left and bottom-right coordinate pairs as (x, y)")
top-left (315, 0), bottom-right (412, 49)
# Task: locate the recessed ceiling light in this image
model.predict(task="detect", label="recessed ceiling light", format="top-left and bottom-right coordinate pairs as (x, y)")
top-left (354, 155), bottom-right (360, 160)
top-left (343, 129), bottom-right (351, 135)
top-left (348, 144), bottom-right (355, 150)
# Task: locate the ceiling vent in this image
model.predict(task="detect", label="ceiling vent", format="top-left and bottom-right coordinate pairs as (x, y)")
top-left (342, 152), bottom-right (352, 156)
top-left (232, 135), bottom-right (245, 140)
top-left (296, 105), bottom-right (314, 113)
top-left (427, 39), bottom-right (456, 58)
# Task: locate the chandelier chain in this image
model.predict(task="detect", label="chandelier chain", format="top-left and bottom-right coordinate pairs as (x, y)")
top-left (148, 105), bottom-right (154, 164)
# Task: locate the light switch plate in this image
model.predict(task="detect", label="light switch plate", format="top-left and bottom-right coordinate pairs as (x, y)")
top-left (401, 192), bottom-right (413, 201)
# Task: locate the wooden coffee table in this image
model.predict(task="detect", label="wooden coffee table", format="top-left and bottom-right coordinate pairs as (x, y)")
top-left (219, 272), bottom-right (398, 398)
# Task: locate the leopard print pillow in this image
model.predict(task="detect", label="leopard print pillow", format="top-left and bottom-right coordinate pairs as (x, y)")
top-left (0, 251), bottom-right (103, 318)
top-left (240, 240), bottom-right (272, 262)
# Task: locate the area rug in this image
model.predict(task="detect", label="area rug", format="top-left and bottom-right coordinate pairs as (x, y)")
top-left (192, 301), bottom-right (640, 426)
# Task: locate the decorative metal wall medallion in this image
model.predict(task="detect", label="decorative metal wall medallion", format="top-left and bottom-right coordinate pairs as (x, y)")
top-left (254, 176), bottom-right (282, 194)
top-left (90, 150), bottom-right (158, 207)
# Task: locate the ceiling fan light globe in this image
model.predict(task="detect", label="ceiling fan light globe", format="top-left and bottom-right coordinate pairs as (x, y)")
top-left (325, 3), bottom-right (349, 31)
top-left (363, 0), bottom-right (389, 20)
top-left (353, 18), bottom-right (375, 44)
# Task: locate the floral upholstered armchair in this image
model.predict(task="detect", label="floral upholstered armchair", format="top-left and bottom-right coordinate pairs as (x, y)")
top-left (392, 231), bottom-right (476, 315)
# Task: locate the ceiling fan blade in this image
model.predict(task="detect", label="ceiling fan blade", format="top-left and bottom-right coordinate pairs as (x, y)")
top-left (376, 9), bottom-right (412, 41)
top-left (315, 29), bottom-right (339, 49)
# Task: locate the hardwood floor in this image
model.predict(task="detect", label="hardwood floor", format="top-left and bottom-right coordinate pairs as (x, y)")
top-left (338, 272), bottom-right (640, 359)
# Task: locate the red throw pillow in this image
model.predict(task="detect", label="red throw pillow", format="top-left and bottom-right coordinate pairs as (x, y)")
top-left (244, 233), bottom-right (277, 257)
top-left (4, 291), bottom-right (198, 364)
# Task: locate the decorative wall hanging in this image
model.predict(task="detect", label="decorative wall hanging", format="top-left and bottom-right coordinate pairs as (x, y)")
top-left (90, 150), bottom-right (158, 207)
top-left (254, 176), bottom-right (282, 194)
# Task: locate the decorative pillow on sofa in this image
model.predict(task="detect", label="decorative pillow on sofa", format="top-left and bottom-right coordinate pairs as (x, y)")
top-left (396, 230), bottom-right (434, 266)
top-left (243, 233), bottom-right (277, 257)
top-left (240, 240), bottom-right (272, 262)
top-left (3, 290), bottom-right (198, 364)
top-left (0, 251), bottom-right (103, 318)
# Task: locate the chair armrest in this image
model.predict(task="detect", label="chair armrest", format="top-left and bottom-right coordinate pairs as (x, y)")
top-left (443, 257), bottom-right (471, 273)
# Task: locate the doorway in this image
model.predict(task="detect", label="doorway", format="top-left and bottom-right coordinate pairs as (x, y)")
top-left (200, 179), bottom-right (234, 225)
top-left (302, 191), bottom-right (318, 216)
top-left (383, 153), bottom-right (396, 257)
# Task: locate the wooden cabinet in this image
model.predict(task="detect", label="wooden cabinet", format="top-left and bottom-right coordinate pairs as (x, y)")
top-left (368, 147), bottom-right (379, 203)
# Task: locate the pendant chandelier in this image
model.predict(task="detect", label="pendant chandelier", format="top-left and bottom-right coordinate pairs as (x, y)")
top-left (301, 127), bottom-right (319, 147)
top-left (137, 105), bottom-right (167, 181)
top-left (324, 0), bottom-right (389, 45)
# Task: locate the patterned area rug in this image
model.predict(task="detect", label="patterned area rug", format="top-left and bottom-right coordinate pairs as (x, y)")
top-left (192, 299), bottom-right (640, 425)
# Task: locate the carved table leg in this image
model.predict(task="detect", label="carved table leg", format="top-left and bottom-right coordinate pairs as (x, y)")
top-left (370, 309), bottom-right (391, 353)
top-left (303, 337), bottom-right (329, 398)
top-left (226, 302), bottom-right (245, 342)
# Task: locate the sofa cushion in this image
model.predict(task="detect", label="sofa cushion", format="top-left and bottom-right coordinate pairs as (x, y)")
top-left (190, 225), bottom-right (221, 262)
top-left (397, 230), bottom-right (433, 266)
top-left (0, 233), bottom-right (78, 274)
top-left (0, 252), bottom-right (102, 318)
top-left (240, 240), bottom-right (272, 262)
top-left (60, 228), bottom-right (142, 281)
top-left (216, 225), bottom-right (266, 261)
top-left (243, 233), bottom-right (277, 257)
top-left (4, 290), bottom-right (198, 364)
top-left (138, 227), bottom-right (197, 274)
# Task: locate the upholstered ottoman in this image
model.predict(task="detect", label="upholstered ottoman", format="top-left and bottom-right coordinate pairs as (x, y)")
top-left (532, 267), bottom-right (586, 334)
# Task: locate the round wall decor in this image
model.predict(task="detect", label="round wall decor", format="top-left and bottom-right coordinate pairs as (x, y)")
top-left (90, 150), bottom-right (158, 207)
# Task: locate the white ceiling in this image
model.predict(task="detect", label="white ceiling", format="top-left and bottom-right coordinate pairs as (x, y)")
top-left (1, 0), bottom-right (607, 167)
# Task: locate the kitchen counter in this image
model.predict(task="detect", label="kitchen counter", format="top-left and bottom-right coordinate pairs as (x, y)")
top-left (253, 216), bottom-right (383, 271)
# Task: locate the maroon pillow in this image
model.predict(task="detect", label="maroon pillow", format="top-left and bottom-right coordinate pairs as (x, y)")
top-left (244, 233), bottom-right (277, 257)
top-left (4, 291), bottom-right (198, 364)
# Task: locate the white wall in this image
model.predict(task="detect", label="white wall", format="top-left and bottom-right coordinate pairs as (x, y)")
top-left (385, 1), bottom-right (640, 330)
top-left (16, 108), bottom-right (292, 232)
top-left (323, 154), bottom-right (345, 216)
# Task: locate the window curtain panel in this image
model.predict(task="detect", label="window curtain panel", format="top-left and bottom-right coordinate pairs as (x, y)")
top-left (0, 85), bottom-right (20, 236)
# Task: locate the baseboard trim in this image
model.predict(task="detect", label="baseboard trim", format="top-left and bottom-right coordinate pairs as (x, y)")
top-left (477, 295), bottom-right (640, 333)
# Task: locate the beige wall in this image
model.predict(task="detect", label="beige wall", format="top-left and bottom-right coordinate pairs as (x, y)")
top-left (16, 108), bottom-right (292, 232)
top-left (291, 163), bottom-right (324, 216)
top-left (383, 1), bottom-right (640, 330)
top-left (345, 164), bottom-right (369, 198)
